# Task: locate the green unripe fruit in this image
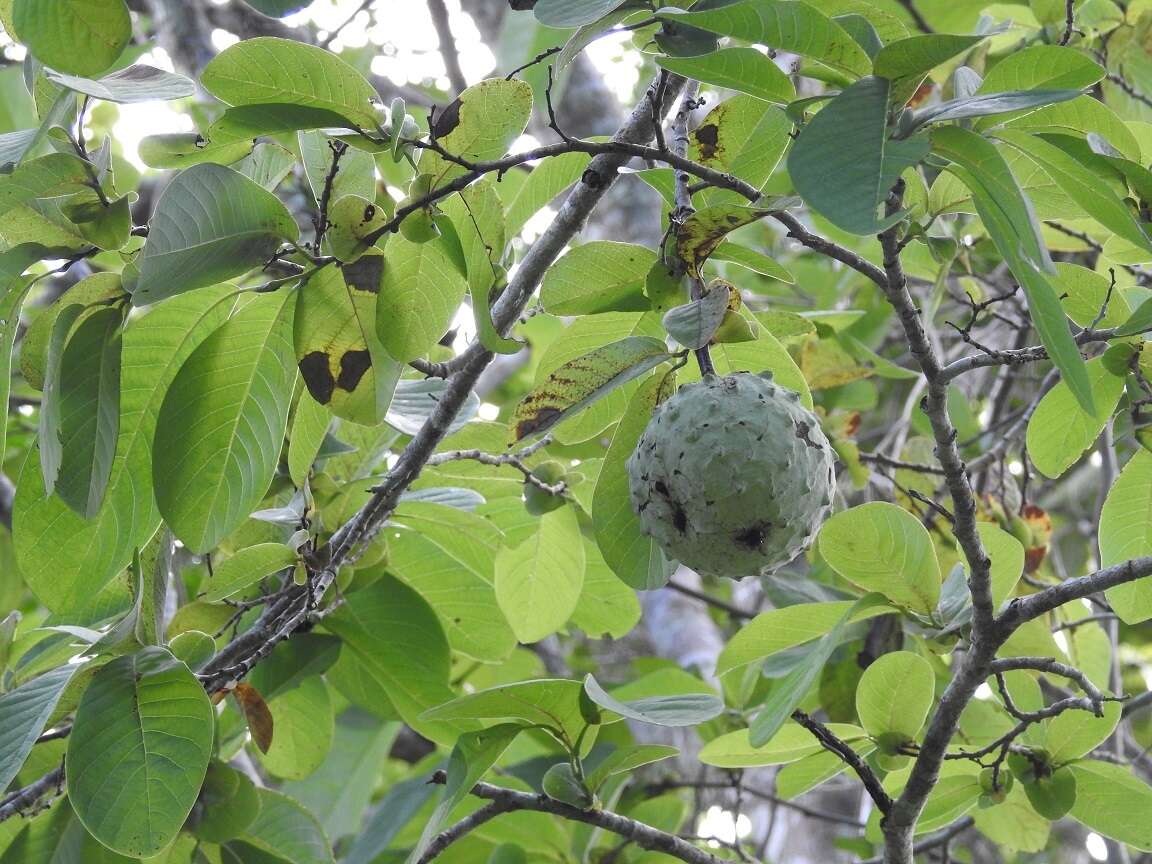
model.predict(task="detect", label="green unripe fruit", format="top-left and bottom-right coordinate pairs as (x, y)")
top-left (626, 372), bottom-right (835, 579)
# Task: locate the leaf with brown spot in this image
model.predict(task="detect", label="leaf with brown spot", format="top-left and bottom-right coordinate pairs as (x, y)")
top-left (232, 682), bottom-right (274, 754)
top-left (510, 336), bottom-right (671, 442)
top-left (294, 260), bottom-right (400, 424)
top-left (325, 194), bottom-right (388, 263)
top-left (676, 200), bottom-right (795, 277)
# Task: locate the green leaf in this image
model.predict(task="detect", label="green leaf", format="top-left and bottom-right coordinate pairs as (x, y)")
top-left (997, 131), bottom-right (1152, 254)
top-left (534, 0), bottom-right (631, 27)
top-left (135, 164), bottom-right (297, 305)
top-left (504, 151), bottom-right (590, 238)
top-left (67, 647), bottom-right (213, 857)
top-left (717, 600), bottom-right (890, 676)
top-left (510, 336), bottom-right (670, 442)
top-left (591, 374), bottom-right (677, 590)
top-left (1069, 760), bottom-right (1152, 850)
top-left (153, 290), bottom-right (297, 553)
top-left (258, 675), bottom-right (335, 780)
top-left (656, 47), bottom-right (795, 104)
top-left (909, 89), bottom-right (1082, 133)
top-left (540, 241), bottom-right (655, 315)
top-left (324, 576), bottom-right (462, 746)
top-left (419, 79), bottom-right (533, 191)
top-left (234, 788), bottom-right (335, 864)
top-left (788, 77), bottom-right (929, 234)
top-left (376, 235), bottom-right (468, 363)
top-left (571, 539), bottom-right (642, 638)
top-left (818, 502), bottom-right (941, 613)
top-left (201, 36), bottom-right (381, 130)
top-left (203, 542), bottom-right (297, 602)
top-left (977, 45), bottom-right (1104, 93)
top-left (12, 0), bottom-right (129, 77)
top-left (701, 722), bottom-right (867, 768)
top-left (391, 502), bottom-right (515, 662)
top-left (495, 504), bottom-right (585, 644)
top-left (192, 761), bottom-right (261, 844)
top-left (15, 288), bottom-right (235, 612)
top-left (0, 153), bottom-right (89, 219)
top-left (0, 246), bottom-right (45, 467)
top-left (137, 132), bottom-right (253, 170)
top-left (662, 282), bottom-right (730, 350)
top-left (708, 241), bottom-right (794, 283)
top-left (35, 304), bottom-right (83, 498)
top-left (1053, 262), bottom-right (1132, 330)
top-left (287, 391), bottom-right (331, 487)
top-left (873, 35), bottom-right (983, 100)
top-left (421, 679), bottom-right (591, 743)
top-left (240, 0), bottom-right (310, 16)
top-left (342, 776), bottom-right (438, 864)
top-left (1044, 701), bottom-right (1121, 765)
top-left (660, 1), bottom-right (871, 77)
top-left (1026, 345), bottom-right (1130, 479)
top-left (0, 664), bottom-right (82, 794)
top-left (855, 650), bottom-right (934, 741)
top-left (1099, 451), bottom-right (1152, 624)
top-left (931, 125), bottom-right (1093, 413)
top-left (297, 260), bottom-right (400, 425)
top-left (53, 307), bottom-right (122, 517)
top-left (583, 674), bottom-right (723, 727)
top-left (46, 65), bottom-right (195, 103)
top-left (408, 723), bottom-right (522, 864)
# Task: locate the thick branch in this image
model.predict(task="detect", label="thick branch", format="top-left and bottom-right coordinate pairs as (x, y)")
top-left (999, 557), bottom-right (1152, 628)
top-left (427, 0), bottom-right (468, 94)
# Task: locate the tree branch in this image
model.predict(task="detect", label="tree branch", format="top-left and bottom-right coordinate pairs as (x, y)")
top-left (999, 557), bottom-right (1152, 628)
top-left (427, 771), bottom-right (726, 864)
top-left (793, 710), bottom-right (892, 813)
top-left (427, 0), bottom-right (468, 94)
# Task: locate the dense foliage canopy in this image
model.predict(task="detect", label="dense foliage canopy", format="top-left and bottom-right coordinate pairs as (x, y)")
top-left (1, 1), bottom-right (1152, 863)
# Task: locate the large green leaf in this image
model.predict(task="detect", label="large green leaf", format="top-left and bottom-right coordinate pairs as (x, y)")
top-left (656, 47), bottom-right (795, 104)
top-left (818, 502), bottom-right (941, 613)
top-left (257, 675), bottom-right (335, 780)
top-left (977, 45), bottom-right (1105, 93)
top-left (976, 522), bottom-right (1025, 612)
top-left (135, 164), bottom-right (297, 305)
top-left (788, 76), bottom-right (929, 234)
top-left (67, 647), bottom-right (213, 857)
top-left (689, 95), bottom-right (791, 206)
top-left (910, 90), bottom-right (1082, 133)
top-left (1069, 760), bottom-right (1152, 851)
top-left (659, 1), bottom-right (871, 77)
top-left (541, 241), bottom-right (655, 315)
top-left (12, 0), bottom-right (130, 77)
top-left (591, 374), bottom-right (676, 590)
top-left (421, 679), bottom-right (589, 743)
top-left (1099, 451), bottom-right (1152, 624)
top-left (931, 125), bottom-right (1093, 413)
top-left (1044, 702), bottom-right (1121, 765)
top-left (376, 235), bottom-right (468, 362)
top-left (202, 36), bottom-right (381, 130)
top-left (324, 576), bottom-right (463, 746)
top-left (855, 651), bottom-right (934, 741)
top-left (1026, 345), bottom-right (1129, 479)
top-left (0, 245), bottom-right (50, 471)
top-left (296, 259), bottom-right (400, 425)
top-left (153, 290), bottom-right (297, 553)
top-left (495, 503), bottom-right (585, 643)
top-left (15, 288), bottom-right (235, 612)
top-left (701, 722), bottom-right (867, 768)
top-left (510, 336), bottom-right (670, 442)
top-left (419, 78), bottom-right (533, 190)
top-left (534, 0), bottom-right (631, 27)
top-left (571, 538), bottom-right (642, 638)
top-left (0, 663), bottom-right (82, 794)
top-left (54, 307), bottom-right (122, 517)
top-left (504, 151), bottom-right (590, 239)
top-left (202, 542), bottom-right (297, 602)
top-left (46, 65), bottom-right (195, 103)
top-left (873, 34), bottom-right (983, 104)
top-left (0, 153), bottom-right (89, 219)
top-left (390, 502), bottom-right (515, 662)
top-left (232, 788), bottom-right (335, 864)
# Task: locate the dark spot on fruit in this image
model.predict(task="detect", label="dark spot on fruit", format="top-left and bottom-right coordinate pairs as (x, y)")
top-left (299, 351), bottom-right (335, 404)
top-left (336, 349), bottom-right (372, 392)
top-left (654, 480), bottom-right (670, 496)
top-left (695, 123), bottom-right (720, 159)
top-left (671, 501), bottom-right (688, 534)
top-left (735, 522), bottom-right (771, 550)
top-left (795, 421), bottom-right (821, 450)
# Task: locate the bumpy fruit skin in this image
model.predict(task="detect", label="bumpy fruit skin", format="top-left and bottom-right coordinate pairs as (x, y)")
top-left (626, 372), bottom-right (835, 579)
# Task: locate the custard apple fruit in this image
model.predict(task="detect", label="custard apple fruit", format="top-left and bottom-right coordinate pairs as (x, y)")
top-left (626, 372), bottom-right (835, 578)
